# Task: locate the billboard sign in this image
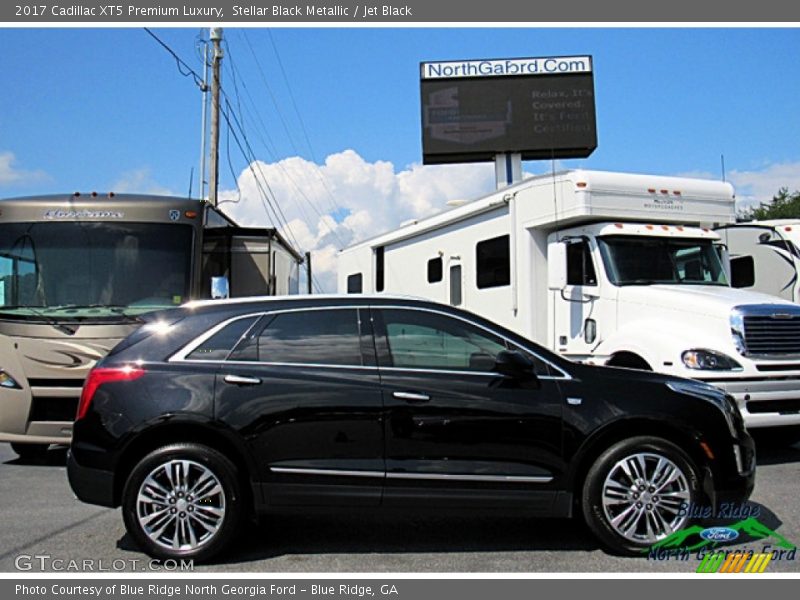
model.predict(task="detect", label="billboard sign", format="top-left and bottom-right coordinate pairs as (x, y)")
top-left (420, 56), bottom-right (597, 164)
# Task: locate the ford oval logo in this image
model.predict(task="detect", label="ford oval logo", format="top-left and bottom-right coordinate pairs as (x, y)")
top-left (700, 527), bottom-right (740, 542)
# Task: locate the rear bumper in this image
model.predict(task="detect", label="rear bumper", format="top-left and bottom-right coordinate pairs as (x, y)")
top-left (66, 450), bottom-right (116, 507)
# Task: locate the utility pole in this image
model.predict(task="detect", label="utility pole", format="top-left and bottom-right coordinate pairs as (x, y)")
top-left (208, 27), bottom-right (224, 207)
top-left (198, 38), bottom-right (209, 200)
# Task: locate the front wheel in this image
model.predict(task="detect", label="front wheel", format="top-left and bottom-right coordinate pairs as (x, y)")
top-left (581, 436), bottom-right (700, 555)
top-left (121, 443), bottom-right (244, 562)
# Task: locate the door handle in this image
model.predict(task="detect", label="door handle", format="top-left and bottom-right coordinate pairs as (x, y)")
top-left (224, 374), bottom-right (262, 386)
top-left (393, 391), bottom-right (431, 403)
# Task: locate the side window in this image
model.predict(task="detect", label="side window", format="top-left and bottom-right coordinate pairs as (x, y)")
top-left (566, 240), bottom-right (597, 286)
top-left (230, 309), bottom-right (363, 366)
top-left (449, 265), bottom-right (462, 306)
top-left (346, 273), bottom-right (363, 294)
top-left (375, 246), bottom-right (385, 292)
top-left (476, 235), bottom-right (510, 289)
top-left (186, 316), bottom-right (259, 361)
top-left (379, 309), bottom-right (507, 372)
top-left (427, 257), bottom-right (443, 283)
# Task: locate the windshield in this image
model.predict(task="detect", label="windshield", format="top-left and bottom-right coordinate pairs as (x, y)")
top-left (0, 222), bottom-right (193, 319)
top-left (598, 235), bottom-right (729, 286)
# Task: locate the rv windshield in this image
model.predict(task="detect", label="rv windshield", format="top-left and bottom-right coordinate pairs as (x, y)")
top-left (0, 222), bottom-right (193, 319)
top-left (598, 235), bottom-right (729, 287)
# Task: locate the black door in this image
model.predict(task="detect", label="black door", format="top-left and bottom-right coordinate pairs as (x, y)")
top-left (214, 307), bottom-right (384, 506)
top-left (373, 307), bottom-right (566, 512)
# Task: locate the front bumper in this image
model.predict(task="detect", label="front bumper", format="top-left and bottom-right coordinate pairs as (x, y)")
top-left (66, 450), bottom-right (116, 507)
top-left (697, 377), bottom-right (800, 428)
top-left (702, 433), bottom-right (756, 512)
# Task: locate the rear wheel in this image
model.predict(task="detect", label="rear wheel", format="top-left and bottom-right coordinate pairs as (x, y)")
top-left (121, 443), bottom-right (244, 562)
top-left (10, 443), bottom-right (49, 461)
top-left (582, 436), bottom-right (700, 555)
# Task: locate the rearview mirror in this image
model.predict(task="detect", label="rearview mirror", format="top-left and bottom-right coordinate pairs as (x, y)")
top-left (211, 276), bottom-right (230, 299)
top-left (548, 241), bottom-right (567, 291)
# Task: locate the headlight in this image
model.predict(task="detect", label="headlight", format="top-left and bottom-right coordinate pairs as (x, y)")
top-left (667, 380), bottom-right (739, 436)
top-left (0, 369), bottom-right (22, 389)
top-left (681, 349), bottom-right (742, 371)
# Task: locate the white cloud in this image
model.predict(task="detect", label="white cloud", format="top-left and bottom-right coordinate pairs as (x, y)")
top-left (219, 151), bottom-right (800, 292)
top-left (111, 168), bottom-right (174, 196)
top-left (0, 151), bottom-right (48, 186)
top-left (220, 149), bottom-right (496, 292)
top-left (726, 162), bottom-right (800, 212)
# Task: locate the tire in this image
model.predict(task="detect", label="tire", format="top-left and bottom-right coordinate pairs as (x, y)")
top-left (121, 443), bottom-right (244, 562)
top-left (581, 436), bottom-right (701, 555)
top-left (11, 443), bottom-right (49, 461)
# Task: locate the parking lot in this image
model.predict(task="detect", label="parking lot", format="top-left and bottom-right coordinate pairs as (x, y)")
top-left (1, 438), bottom-right (798, 574)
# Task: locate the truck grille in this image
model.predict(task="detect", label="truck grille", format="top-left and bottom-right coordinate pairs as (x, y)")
top-left (743, 314), bottom-right (800, 355)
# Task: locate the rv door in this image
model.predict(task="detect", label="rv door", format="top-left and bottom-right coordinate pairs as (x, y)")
top-left (201, 228), bottom-right (273, 298)
top-left (551, 238), bottom-right (601, 358)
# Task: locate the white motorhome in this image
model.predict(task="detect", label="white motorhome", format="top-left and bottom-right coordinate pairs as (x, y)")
top-left (339, 170), bottom-right (800, 430)
top-left (716, 220), bottom-right (800, 303)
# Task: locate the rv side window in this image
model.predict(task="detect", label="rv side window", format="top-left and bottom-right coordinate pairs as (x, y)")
top-left (427, 257), bottom-right (443, 283)
top-left (450, 265), bottom-right (462, 306)
top-left (346, 273), bottom-right (363, 294)
top-left (566, 240), bottom-right (597, 286)
top-left (375, 246), bottom-right (385, 292)
top-left (476, 235), bottom-right (510, 289)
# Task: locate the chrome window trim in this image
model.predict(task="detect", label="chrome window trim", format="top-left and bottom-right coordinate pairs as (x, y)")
top-left (269, 466), bottom-right (552, 484)
top-left (169, 303), bottom-right (571, 380)
top-left (270, 467), bottom-right (384, 479)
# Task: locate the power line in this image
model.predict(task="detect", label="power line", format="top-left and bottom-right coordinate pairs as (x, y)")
top-left (144, 28), bottom-right (205, 90)
top-left (145, 27), bottom-right (326, 292)
top-left (264, 30), bottom-right (345, 219)
top-left (236, 30), bottom-right (347, 248)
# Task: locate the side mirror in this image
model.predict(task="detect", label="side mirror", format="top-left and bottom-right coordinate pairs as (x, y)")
top-left (730, 255), bottom-right (755, 288)
top-left (495, 350), bottom-right (536, 379)
top-left (211, 276), bottom-right (230, 299)
top-left (548, 241), bottom-right (567, 291)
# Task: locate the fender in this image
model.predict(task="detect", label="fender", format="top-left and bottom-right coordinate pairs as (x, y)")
top-left (593, 318), bottom-right (709, 371)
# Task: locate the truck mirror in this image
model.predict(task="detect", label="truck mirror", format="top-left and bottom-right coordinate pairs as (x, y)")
top-left (730, 255), bottom-right (755, 288)
top-left (211, 276), bottom-right (230, 299)
top-left (548, 241), bottom-right (568, 290)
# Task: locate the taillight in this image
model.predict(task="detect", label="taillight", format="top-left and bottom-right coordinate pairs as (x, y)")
top-left (76, 366), bottom-right (145, 421)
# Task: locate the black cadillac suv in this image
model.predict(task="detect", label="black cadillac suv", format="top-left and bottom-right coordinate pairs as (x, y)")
top-left (67, 295), bottom-right (755, 561)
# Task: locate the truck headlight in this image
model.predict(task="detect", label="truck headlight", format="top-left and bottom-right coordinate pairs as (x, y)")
top-left (681, 349), bottom-right (742, 371)
top-left (0, 369), bottom-right (22, 389)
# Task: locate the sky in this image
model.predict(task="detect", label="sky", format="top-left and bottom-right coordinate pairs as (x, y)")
top-left (3, 27), bottom-right (800, 291)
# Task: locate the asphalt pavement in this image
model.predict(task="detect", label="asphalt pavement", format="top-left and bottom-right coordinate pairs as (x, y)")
top-left (0, 438), bottom-right (798, 573)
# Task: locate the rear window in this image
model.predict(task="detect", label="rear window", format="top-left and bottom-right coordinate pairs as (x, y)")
top-left (186, 316), bottom-right (259, 361)
top-left (230, 309), bottom-right (363, 366)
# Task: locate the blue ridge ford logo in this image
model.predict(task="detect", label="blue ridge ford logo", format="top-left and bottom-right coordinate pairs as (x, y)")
top-left (700, 527), bottom-right (740, 542)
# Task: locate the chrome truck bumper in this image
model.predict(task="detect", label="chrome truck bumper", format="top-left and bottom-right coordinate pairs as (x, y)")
top-left (698, 376), bottom-right (800, 428)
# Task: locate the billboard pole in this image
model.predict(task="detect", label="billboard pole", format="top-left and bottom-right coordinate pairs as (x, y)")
top-left (494, 153), bottom-right (522, 189)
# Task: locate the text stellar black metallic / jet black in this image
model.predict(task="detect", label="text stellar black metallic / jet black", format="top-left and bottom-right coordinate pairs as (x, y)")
top-left (67, 295), bottom-right (755, 561)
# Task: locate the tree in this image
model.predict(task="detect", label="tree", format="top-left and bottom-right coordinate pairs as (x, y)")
top-left (744, 188), bottom-right (800, 221)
